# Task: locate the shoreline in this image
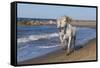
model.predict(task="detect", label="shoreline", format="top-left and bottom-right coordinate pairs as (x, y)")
top-left (17, 21), bottom-right (97, 65)
top-left (18, 38), bottom-right (97, 65)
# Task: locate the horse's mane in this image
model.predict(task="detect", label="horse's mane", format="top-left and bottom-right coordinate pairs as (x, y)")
top-left (64, 16), bottom-right (72, 23)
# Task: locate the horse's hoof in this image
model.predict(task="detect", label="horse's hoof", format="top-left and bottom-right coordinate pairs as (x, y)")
top-left (66, 51), bottom-right (71, 55)
top-left (66, 52), bottom-right (70, 55)
top-left (66, 50), bottom-right (74, 56)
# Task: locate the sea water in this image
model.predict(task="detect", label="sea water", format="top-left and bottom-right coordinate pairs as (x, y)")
top-left (17, 25), bottom-right (96, 62)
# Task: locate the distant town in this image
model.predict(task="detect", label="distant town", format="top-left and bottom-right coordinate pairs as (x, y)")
top-left (17, 18), bottom-right (56, 26)
top-left (17, 18), bottom-right (96, 26)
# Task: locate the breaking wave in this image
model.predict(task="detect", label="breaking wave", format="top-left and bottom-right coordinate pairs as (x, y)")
top-left (17, 33), bottom-right (59, 43)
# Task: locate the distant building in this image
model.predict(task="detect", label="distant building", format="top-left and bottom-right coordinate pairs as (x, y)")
top-left (49, 20), bottom-right (56, 24)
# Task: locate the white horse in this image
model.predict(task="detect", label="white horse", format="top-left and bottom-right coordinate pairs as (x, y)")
top-left (57, 16), bottom-right (76, 55)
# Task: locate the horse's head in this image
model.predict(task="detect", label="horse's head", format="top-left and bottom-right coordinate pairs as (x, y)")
top-left (57, 16), bottom-right (72, 31)
top-left (56, 18), bottom-right (61, 29)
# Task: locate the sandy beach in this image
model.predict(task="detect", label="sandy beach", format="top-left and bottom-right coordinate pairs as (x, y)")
top-left (71, 21), bottom-right (96, 28)
top-left (18, 38), bottom-right (97, 65)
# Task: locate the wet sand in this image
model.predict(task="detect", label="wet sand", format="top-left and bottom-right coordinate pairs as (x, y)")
top-left (18, 38), bottom-right (97, 65)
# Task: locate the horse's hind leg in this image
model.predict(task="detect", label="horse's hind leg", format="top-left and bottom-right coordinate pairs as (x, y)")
top-left (63, 39), bottom-right (68, 50)
top-left (66, 36), bottom-right (71, 55)
top-left (72, 33), bottom-right (76, 52)
top-left (70, 36), bottom-right (75, 53)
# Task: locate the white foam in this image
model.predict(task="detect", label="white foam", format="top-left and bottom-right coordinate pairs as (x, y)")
top-left (17, 33), bottom-right (59, 43)
top-left (37, 44), bottom-right (61, 48)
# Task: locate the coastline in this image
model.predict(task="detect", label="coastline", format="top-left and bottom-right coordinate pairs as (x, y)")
top-left (17, 20), bottom-right (96, 28)
top-left (18, 38), bottom-right (96, 65)
top-left (17, 21), bottom-right (97, 65)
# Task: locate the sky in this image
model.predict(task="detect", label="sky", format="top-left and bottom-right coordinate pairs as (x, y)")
top-left (17, 3), bottom-right (96, 20)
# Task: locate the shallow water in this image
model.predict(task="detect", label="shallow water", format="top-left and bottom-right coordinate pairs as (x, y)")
top-left (17, 25), bottom-right (96, 62)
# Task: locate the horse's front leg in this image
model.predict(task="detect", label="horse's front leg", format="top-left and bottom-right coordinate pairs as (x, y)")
top-left (59, 33), bottom-right (64, 46)
top-left (60, 35), bottom-right (63, 44)
top-left (67, 36), bottom-right (72, 55)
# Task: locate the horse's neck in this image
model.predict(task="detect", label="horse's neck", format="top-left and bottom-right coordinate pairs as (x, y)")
top-left (65, 23), bottom-right (71, 29)
top-left (64, 23), bottom-right (72, 34)
top-left (63, 23), bottom-right (69, 34)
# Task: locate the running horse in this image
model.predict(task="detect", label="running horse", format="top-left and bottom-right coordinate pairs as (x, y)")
top-left (57, 16), bottom-right (76, 55)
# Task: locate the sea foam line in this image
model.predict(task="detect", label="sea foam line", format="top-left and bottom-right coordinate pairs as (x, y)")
top-left (17, 33), bottom-right (59, 43)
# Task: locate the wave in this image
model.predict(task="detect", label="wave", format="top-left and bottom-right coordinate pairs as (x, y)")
top-left (17, 33), bottom-right (59, 43)
top-left (37, 45), bottom-right (61, 48)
